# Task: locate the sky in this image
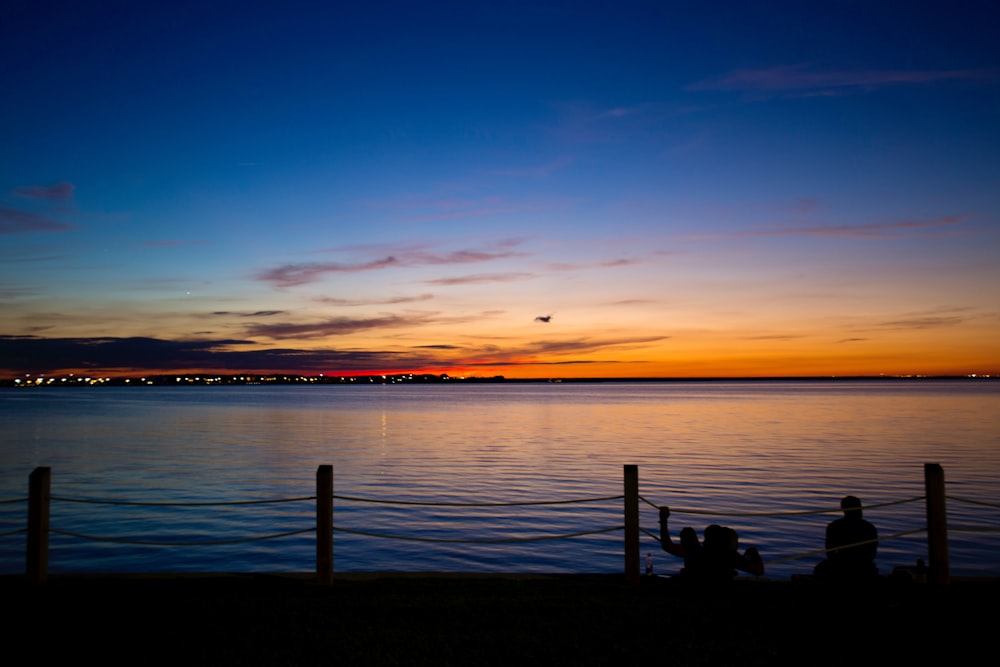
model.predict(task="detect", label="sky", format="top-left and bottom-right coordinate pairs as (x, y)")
top-left (2, 0), bottom-right (999, 379)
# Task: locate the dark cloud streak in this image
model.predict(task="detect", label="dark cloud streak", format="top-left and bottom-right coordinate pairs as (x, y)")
top-left (257, 257), bottom-right (400, 288)
top-left (0, 336), bottom-right (443, 376)
top-left (693, 216), bottom-right (964, 240)
top-left (244, 314), bottom-right (436, 340)
top-left (257, 242), bottom-right (530, 288)
top-left (212, 310), bottom-right (286, 318)
top-left (0, 207), bottom-right (75, 234)
top-left (317, 294), bottom-right (434, 307)
top-left (689, 65), bottom-right (997, 94)
top-left (13, 182), bottom-right (75, 200)
top-left (425, 273), bottom-right (533, 286)
top-left (0, 333), bottom-right (670, 377)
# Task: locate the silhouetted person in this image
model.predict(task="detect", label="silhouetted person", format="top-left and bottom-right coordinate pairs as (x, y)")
top-left (814, 495), bottom-right (878, 579)
top-left (658, 506), bottom-right (764, 580)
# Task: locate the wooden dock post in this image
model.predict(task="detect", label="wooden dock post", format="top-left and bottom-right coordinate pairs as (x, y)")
top-left (317, 464), bottom-right (333, 585)
top-left (26, 466), bottom-right (51, 584)
top-left (924, 463), bottom-right (950, 584)
top-left (624, 464), bottom-right (640, 585)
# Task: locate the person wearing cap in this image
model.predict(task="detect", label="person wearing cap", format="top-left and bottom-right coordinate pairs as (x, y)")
top-left (814, 495), bottom-right (878, 579)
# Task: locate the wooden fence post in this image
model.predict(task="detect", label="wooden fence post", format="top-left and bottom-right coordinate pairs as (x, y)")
top-left (624, 464), bottom-right (640, 585)
top-left (924, 462), bottom-right (950, 584)
top-left (317, 464), bottom-right (333, 585)
top-left (26, 466), bottom-right (51, 584)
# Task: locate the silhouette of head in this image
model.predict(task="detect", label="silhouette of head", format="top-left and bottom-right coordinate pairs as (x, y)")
top-left (703, 524), bottom-right (728, 551)
top-left (680, 526), bottom-right (699, 551)
top-left (841, 495), bottom-right (863, 519)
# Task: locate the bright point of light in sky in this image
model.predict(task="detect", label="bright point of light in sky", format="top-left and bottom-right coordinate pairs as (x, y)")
top-left (2, 1), bottom-right (998, 378)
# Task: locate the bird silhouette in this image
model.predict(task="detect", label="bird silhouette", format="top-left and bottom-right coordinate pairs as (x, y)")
top-left (534, 314), bottom-right (552, 323)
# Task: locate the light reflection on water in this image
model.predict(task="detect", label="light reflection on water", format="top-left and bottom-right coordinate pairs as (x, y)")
top-left (1, 380), bottom-right (998, 578)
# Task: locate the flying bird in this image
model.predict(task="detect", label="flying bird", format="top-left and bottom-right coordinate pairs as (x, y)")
top-left (534, 314), bottom-right (552, 323)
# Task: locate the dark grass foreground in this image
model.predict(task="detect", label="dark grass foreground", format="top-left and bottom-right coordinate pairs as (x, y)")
top-left (5, 573), bottom-right (995, 665)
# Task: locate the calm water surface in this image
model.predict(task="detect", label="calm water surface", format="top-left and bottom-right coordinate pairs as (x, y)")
top-left (2, 380), bottom-right (998, 578)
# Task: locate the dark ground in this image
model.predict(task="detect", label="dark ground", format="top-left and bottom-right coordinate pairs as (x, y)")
top-left (5, 573), bottom-right (995, 665)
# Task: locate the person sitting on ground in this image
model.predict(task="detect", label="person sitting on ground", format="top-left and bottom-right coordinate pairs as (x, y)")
top-left (658, 506), bottom-right (764, 580)
top-left (813, 495), bottom-right (878, 579)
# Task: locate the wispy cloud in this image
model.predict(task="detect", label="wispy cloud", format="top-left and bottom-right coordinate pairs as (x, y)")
top-left (459, 335), bottom-right (668, 366)
top-left (869, 306), bottom-right (973, 331)
top-left (549, 101), bottom-right (682, 145)
top-left (692, 215), bottom-right (964, 240)
top-left (548, 258), bottom-right (640, 271)
top-left (493, 156), bottom-right (574, 179)
top-left (258, 241), bottom-right (530, 288)
top-left (405, 248), bottom-right (528, 265)
top-left (0, 286), bottom-right (42, 301)
top-left (12, 182), bottom-right (75, 201)
top-left (424, 272), bottom-right (534, 286)
top-left (689, 65), bottom-right (997, 94)
top-left (878, 316), bottom-right (965, 330)
top-left (257, 257), bottom-right (401, 288)
top-left (317, 294), bottom-right (434, 307)
top-left (743, 335), bottom-right (804, 341)
top-left (212, 310), bottom-right (286, 318)
top-left (244, 313), bottom-right (437, 340)
top-left (0, 207), bottom-right (75, 234)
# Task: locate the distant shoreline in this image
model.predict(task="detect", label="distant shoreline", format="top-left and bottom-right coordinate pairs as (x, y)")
top-left (2, 373), bottom-right (995, 388)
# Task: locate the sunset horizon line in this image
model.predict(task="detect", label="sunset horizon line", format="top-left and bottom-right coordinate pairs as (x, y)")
top-left (4, 371), bottom-right (995, 387)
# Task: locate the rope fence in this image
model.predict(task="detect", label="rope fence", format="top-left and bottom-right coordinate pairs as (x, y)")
top-left (331, 493), bottom-right (623, 507)
top-left (334, 525), bottom-right (625, 544)
top-left (638, 493), bottom-right (926, 517)
top-left (49, 526), bottom-right (315, 547)
top-left (2, 463), bottom-right (995, 585)
top-left (51, 495), bottom-right (316, 507)
top-left (948, 495), bottom-right (1000, 510)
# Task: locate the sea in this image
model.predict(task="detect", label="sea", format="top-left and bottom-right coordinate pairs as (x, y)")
top-left (2, 379), bottom-right (998, 579)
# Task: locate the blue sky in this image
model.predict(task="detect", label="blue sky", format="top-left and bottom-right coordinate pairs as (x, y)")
top-left (2, 1), bottom-right (998, 377)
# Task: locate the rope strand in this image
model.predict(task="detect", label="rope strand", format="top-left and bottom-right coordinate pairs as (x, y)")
top-left (50, 526), bottom-right (314, 547)
top-left (332, 493), bottom-right (623, 507)
top-left (333, 525), bottom-right (624, 544)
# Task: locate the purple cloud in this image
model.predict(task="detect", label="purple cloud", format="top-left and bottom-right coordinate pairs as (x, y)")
top-left (689, 65), bottom-right (996, 94)
top-left (0, 207), bottom-right (75, 234)
top-left (548, 258), bottom-right (639, 271)
top-left (693, 215), bottom-right (964, 240)
top-left (258, 241), bottom-right (530, 288)
top-left (424, 273), bottom-right (534, 286)
top-left (405, 248), bottom-right (527, 264)
top-left (212, 310), bottom-right (286, 318)
top-left (317, 294), bottom-right (434, 306)
top-left (257, 257), bottom-right (400, 288)
top-left (13, 182), bottom-right (75, 200)
top-left (244, 313), bottom-right (436, 340)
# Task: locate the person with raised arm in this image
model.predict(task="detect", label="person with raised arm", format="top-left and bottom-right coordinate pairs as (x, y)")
top-left (658, 506), bottom-right (764, 580)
